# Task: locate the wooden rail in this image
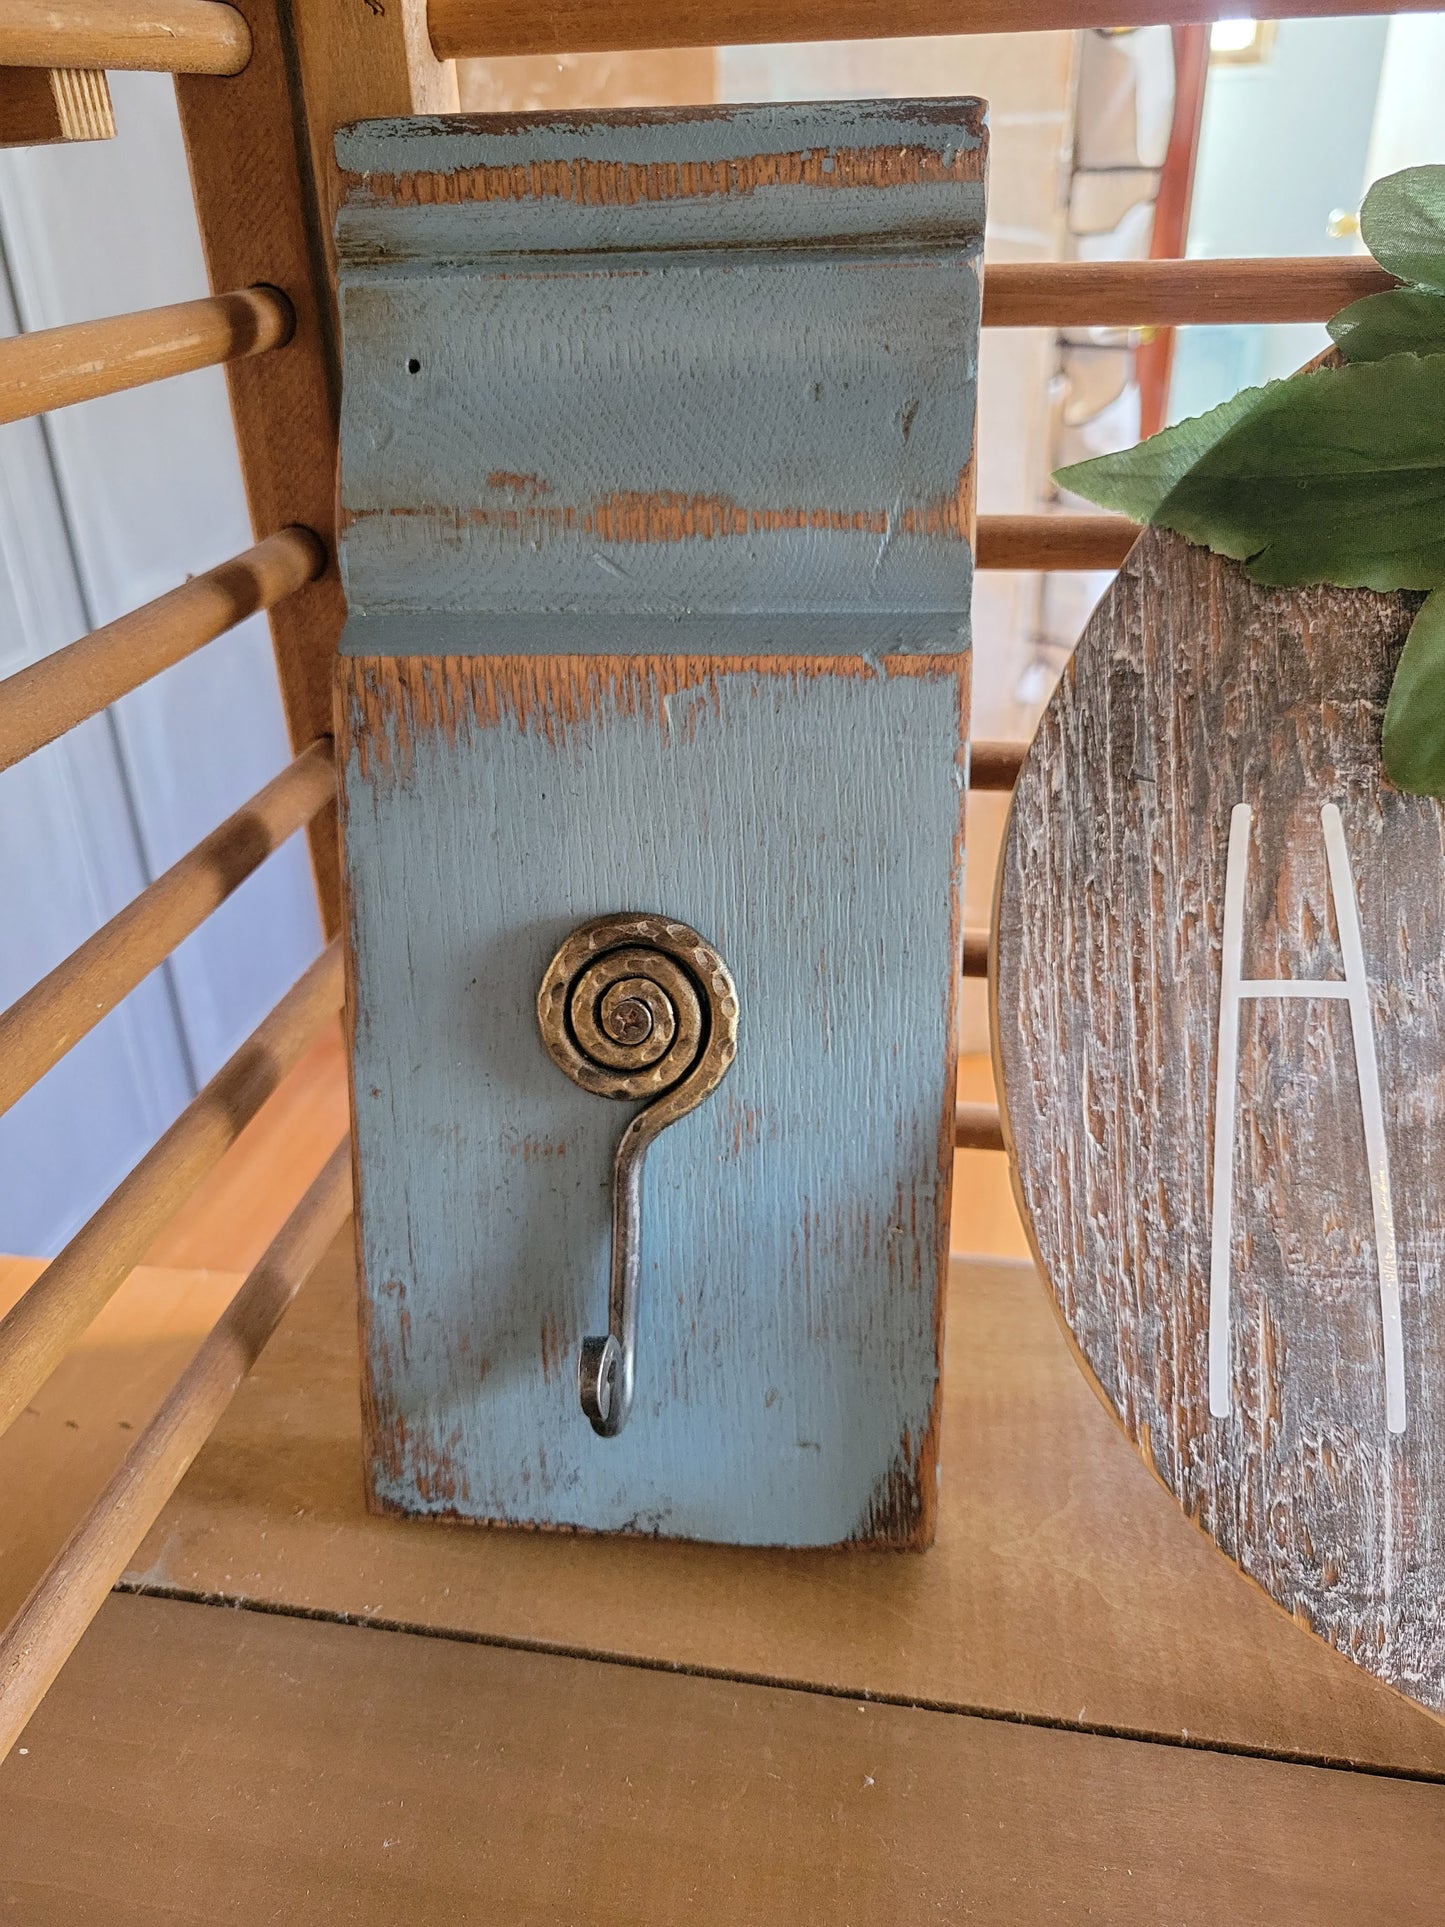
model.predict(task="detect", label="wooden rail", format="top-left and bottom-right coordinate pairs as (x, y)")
top-left (0, 1139), bottom-right (351, 1762)
top-left (428, 0), bottom-right (1419, 60)
top-left (962, 931), bottom-right (989, 979)
top-left (0, 742), bottom-right (335, 1116)
top-left (1136, 23), bottom-right (1210, 436)
top-left (174, 1), bottom-right (354, 935)
top-left (977, 514), bottom-right (1138, 572)
top-left (0, 287), bottom-right (292, 426)
top-left (955, 1103), bottom-right (1005, 1152)
top-left (982, 257), bottom-right (1394, 329)
top-left (970, 742), bottom-right (1025, 792)
top-left (0, 528), bottom-right (325, 773)
top-left (0, 943), bottom-right (342, 1442)
top-left (0, 0), bottom-right (251, 75)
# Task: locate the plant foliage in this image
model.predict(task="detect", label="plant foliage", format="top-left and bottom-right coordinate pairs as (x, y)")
top-left (1055, 165), bottom-right (1445, 794)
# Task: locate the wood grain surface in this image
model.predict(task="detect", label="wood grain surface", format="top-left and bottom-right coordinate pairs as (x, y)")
top-left (0, 1257), bottom-right (240, 1629)
top-left (0, 67), bottom-right (114, 146)
top-left (980, 255), bottom-right (1395, 327)
top-left (0, 286), bottom-right (291, 426)
top-left (0, 0), bottom-right (250, 74)
top-left (994, 528), bottom-right (1445, 1718)
top-left (148, 1021), bottom-right (350, 1274)
top-left (0, 1146), bottom-right (351, 1761)
top-left (123, 1232), bottom-right (1445, 1776)
top-left (427, 0), bottom-right (1435, 60)
top-left (0, 526), bottom-right (323, 774)
top-left (6, 1588), bottom-right (1443, 1922)
top-left (0, 947), bottom-right (341, 1439)
top-left (288, 0), bottom-right (457, 256)
top-left (0, 741), bottom-right (333, 1114)
top-left (175, 3), bottom-right (348, 929)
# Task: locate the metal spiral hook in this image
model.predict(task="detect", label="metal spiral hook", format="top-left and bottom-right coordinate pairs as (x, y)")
top-left (536, 913), bottom-right (740, 1438)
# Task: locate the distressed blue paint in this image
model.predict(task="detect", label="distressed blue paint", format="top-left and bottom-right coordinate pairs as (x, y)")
top-left (336, 103), bottom-right (984, 1543)
top-left (339, 611), bottom-right (970, 659)
top-left (335, 101), bottom-right (987, 260)
top-left (342, 659), bottom-right (964, 1545)
top-left (338, 253), bottom-right (980, 623)
top-left (335, 100), bottom-right (984, 638)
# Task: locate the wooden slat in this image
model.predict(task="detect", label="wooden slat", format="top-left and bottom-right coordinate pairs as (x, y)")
top-left (0, 740), bottom-right (335, 1116)
top-left (147, 1021), bottom-right (350, 1274)
top-left (429, 0), bottom-right (1422, 60)
top-left (287, 0), bottom-right (457, 256)
top-left (0, 526), bottom-right (324, 772)
top-left (0, 286), bottom-right (292, 426)
top-left (953, 1054), bottom-right (1031, 1259)
top-left (977, 512), bottom-right (1138, 572)
top-left (6, 1590), bottom-right (1445, 1921)
top-left (0, 1144), bottom-right (349, 1761)
top-left (128, 1242), bottom-right (1445, 1776)
top-left (1136, 22), bottom-right (1209, 436)
top-left (983, 257), bottom-right (1395, 329)
top-left (0, 0), bottom-right (250, 74)
top-left (174, 8), bottom-right (349, 931)
top-left (0, 66), bottom-right (113, 145)
top-left (0, 1255), bottom-right (243, 1627)
top-left (956, 1101), bottom-right (1004, 1150)
top-left (0, 942), bottom-right (341, 1442)
top-left (970, 740), bottom-right (1024, 791)
top-left (962, 928), bottom-right (989, 978)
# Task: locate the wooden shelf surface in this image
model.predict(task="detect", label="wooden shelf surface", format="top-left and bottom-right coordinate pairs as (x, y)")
top-left (112, 1235), bottom-right (1445, 1779)
top-left (5, 1223), bottom-right (1445, 1915)
top-left (0, 1256), bottom-right (240, 1627)
top-left (3, 1588), bottom-right (1445, 1924)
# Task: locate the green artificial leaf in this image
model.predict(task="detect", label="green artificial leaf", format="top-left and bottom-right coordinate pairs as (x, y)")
top-left (1130, 354), bottom-right (1445, 590)
top-left (1361, 165), bottom-right (1445, 293)
top-left (1383, 591), bottom-right (1445, 794)
top-left (1053, 382), bottom-right (1271, 522)
top-left (1328, 287), bottom-right (1445, 362)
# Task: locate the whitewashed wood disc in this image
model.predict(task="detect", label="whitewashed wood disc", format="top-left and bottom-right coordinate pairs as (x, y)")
top-left (994, 527), bottom-right (1445, 1717)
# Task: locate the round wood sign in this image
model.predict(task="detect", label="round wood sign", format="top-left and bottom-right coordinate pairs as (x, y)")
top-left (993, 527), bottom-right (1445, 1718)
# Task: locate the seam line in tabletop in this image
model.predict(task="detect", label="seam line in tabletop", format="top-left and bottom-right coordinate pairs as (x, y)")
top-left (110, 1579), bottom-right (1445, 1787)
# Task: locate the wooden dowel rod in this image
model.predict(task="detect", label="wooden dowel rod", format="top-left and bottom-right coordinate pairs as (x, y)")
top-left (982, 257), bottom-right (1394, 329)
top-left (969, 742), bottom-right (1024, 792)
top-left (0, 286), bottom-right (292, 427)
top-left (976, 514), bottom-right (1139, 573)
top-left (0, 942), bottom-right (342, 1442)
top-left (0, 527), bottom-right (324, 772)
top-left (0, 1139), bottom-right (351, 1762)
top-left (955, 1102), bottom-right (1005, 1152)
top-left (429, 0), bottom-right (1423, 62)
top-left (962, 930), bottom-right (989, 979)
top-left (0, 0), bottom-right (251, 75)
top-left (0, 741), bottom-right (335, 1117)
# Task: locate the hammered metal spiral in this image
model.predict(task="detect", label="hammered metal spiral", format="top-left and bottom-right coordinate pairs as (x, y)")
top-left (537, 913), bottom-right (740, 1437)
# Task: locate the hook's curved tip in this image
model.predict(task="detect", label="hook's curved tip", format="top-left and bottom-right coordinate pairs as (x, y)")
top-left (579, 1334), bottom-right (627, 1437)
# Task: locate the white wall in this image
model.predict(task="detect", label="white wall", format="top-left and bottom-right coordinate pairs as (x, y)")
top-left (0, 74), bottom-right (322, 1255)
top-left (1364, 13), bottom-right (1445, 185)
top-left (1170, 15), bottom-right (1391, 421)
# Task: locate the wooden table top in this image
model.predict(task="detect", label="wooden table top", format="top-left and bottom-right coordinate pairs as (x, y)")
top-left (4, 1587), bottom-right (1445, 1924)
top-left (123, 1234), bottom-right (1445, 1774)
top-left (3, 1230), bottom-right (1444, 1920)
